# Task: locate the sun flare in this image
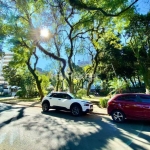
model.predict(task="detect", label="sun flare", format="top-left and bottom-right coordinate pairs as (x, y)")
top-left (40, 28), bottom-right (50, 38)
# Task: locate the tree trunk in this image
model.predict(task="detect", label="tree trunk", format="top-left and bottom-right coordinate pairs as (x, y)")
top-left (26, 62), bottom-right (44, 100)
top-left (142, 71), bottom-right (150, 94)
top-left (35, 78), bottom-right (44, 100)
top-left (129, 78), bottom-right (135, 87)
top-left (133, 77), bottom-right (137, 87)
top-left (123, 76), bottom-right (131, 92)
top-left (56, 72), bottom-right (60, 91)
top-left (123, 76), bottom-right (128, 83)
top-left (137, 75), bottom-right (142, 87)
top-left (67, 73), bottom-right (74, 93)
top-left (86, 50), bottom-right (100, 96)
top-left (68, 81), bottom-right (74, 93)
top-left (87, 79), bottom-right (94, 96)
top-left (81, 80), bottom-right (84, 89)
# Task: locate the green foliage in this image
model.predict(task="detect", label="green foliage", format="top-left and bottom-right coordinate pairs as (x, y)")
top-left (0, 0), bottom-right (146, 95)
top-left (99, 89), bottom-right (109, 96)
top-left (68, 0), bottom-right (136, 18)
top-left (3, 64), bottom-right (42, 98)
top-left (108, 78), bottom-right (128, 94)
top-left (3, 65), bottom-right (26, 87)
top-left (46, 86), bottom-right (54, 94)
top-left (76, 88), bottom-right (87, 99)
top-left (125, 13), bottom-right (150, 92)
top-left (99, 98), bottom-right (109, 108)
top-left (40, 74), bottom-right (51, 95)
top-left (15, 90), bottom-right (26, 98)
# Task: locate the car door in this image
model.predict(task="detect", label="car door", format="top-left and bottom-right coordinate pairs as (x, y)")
top-left (116, 94), bottom-right (144, 119)
top-left (57, 93), bottom-right (72, 109)
top-left (48, 93), bottom-right (60, 107)
top-left (139, 95), bottom-right (150, 119)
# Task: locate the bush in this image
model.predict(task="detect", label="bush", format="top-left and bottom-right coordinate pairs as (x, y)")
top-left (99, 90), bottom-right (109, 96)
top-left (99, 98), bottom-right (109, 108)
top-left (28, 91), bottom-right (39, 97)
top-left (76, 89), bottom-right (87, 99)
top-left (15, 90), bottom-right (26, 98)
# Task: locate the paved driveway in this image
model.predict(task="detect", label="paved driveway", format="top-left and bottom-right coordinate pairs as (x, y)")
top-left (0, 103), bottom-right (150, 150)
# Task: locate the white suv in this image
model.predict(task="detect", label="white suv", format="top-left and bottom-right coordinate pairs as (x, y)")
top-left (42, 92), bottom-right (93, 116)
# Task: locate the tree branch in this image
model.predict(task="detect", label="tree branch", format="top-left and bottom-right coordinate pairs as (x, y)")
top-left (36, 42), bottom-right (67, 78)
top-left (33, 48), bottom-right (38, 71)
top-left (68, 0), bottom-right (138, 17)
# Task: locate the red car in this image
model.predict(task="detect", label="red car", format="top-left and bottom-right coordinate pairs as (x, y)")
top-left (107, 93), bottom-right (150, 122)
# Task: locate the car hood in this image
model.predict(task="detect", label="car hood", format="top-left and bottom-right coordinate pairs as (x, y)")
top-left (73, 99), bottom-right (92, 103)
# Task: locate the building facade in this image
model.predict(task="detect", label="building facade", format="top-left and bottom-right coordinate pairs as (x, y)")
top-left (0, 52), bottom-right (13, 84)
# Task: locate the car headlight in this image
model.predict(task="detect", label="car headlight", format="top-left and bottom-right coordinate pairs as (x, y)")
top-left (84, 103), bottom-right (89, 106)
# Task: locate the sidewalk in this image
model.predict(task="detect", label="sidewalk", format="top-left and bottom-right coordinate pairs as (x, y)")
top-left (0, 97), bottom-right (108, 115)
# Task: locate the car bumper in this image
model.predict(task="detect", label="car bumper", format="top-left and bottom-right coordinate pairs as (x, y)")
top-left (83, 105), bottom-right (93, 113)
top-left (84, 108), bottom-right (93, 113)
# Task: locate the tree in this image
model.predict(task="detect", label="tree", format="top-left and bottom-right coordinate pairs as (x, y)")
top-left (3, 65), bottom-right (38, 98)
top-left (2, 65), bottom-right (23, 86)
top-left (1, 0), bottom-right (50, 100)
top-left (71, 62), bottom-right (85, 92)
top-left (109, 77), bottom-right (128, 94)
top-left (125, 13), bottom-right (150, 93)
top-left (44, 0), bottom-right (94, 93)
top-left (68, 0), bottom-right (138, 17)
top-left (1, 0), bottom-right (141, 96)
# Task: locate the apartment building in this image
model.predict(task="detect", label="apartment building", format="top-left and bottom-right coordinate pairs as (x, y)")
top-left (0, 52), bottom-right (13, 84)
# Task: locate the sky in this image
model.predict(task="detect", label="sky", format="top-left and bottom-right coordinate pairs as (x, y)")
top-left (136, 0), bottom-right (150, 14)
top-left (1, 0), bottom-right (150, 71)
top-left (36, 0), bottom-right (150, 70)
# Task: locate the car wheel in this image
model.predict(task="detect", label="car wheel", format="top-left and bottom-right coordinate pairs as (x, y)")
top-left (111, 110), bottom-right (125, 123)
top-left (71, 104), bottom-right (81, 116)
top-left (55, 109), bottom-right (60, 112)
top-left (42, 102), bottom-right (49, 112)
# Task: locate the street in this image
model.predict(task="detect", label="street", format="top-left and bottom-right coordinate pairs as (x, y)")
top-left (0, 103), bottom-right (150, 150)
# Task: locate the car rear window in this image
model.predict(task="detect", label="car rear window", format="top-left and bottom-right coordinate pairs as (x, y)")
top-left (50, 93), bottom-right (60, 98)
top-left (49, 93), bottom-right (72, 99)
top-left (116, 95), bottom-right (137, 102)
top-left (139, 95), bottom-right (150, 103)
top-left (61, 94), bottom-right (72, 99)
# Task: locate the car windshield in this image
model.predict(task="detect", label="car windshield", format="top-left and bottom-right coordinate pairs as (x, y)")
top-left (69, 93), bottom-right (76, 99)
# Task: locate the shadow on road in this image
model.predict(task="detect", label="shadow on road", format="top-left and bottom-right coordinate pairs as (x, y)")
top-left (0, 107), bottom-right (26, 128)
top-left (23, 110), bottom-right (150, 150)
top-left (0, 104), bottom-right (150, 150)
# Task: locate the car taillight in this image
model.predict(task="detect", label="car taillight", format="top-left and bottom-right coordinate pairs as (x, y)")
top-left (107, 100), bottom-right (113, 106)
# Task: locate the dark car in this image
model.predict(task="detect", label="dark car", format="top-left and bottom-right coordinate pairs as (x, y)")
top-left (107, 93), bottom-right (150, 123)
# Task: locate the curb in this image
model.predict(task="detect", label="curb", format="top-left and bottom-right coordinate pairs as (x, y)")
top-left (1, 101), bottom-right (108, 115)
top-left (91, 112), bottom-right (108, 115)
top-left (1, 101), bottom-right (41, 108)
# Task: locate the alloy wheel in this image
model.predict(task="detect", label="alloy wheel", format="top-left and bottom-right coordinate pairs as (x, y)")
top-left (42, 103), bottom-right (49, 112)
top-left (71, 106), bottom-right (80, 116)
top-left (112, 111), bottom-right (125, 122)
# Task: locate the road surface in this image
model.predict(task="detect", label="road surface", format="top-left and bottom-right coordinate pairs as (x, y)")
top-left (0, 103), bottom-right (150, 150)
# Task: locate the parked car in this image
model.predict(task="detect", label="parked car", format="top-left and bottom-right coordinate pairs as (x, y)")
top-left (42, 92), bottom-right (93, 116)
top-left (107, 93), bottom-right (150, 122)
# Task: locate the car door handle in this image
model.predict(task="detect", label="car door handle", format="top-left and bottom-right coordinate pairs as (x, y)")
top-left (58, 99), bottom-right (61, 100)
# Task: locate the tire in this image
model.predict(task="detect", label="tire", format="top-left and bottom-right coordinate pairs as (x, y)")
top-left (111, 110), bottom-right (125, 123)
top-left (42, 102), bottom-right (50, 112)
top-left (71, 104), bottom-right (82, 116)
top-left (83, 112), bottom-right (87, 115)
top-left (55, 109), bottom-right (60, 112)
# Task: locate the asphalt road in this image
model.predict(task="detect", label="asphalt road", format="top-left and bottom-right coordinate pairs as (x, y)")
top-left (0, 103), bottom-right (150, 150)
